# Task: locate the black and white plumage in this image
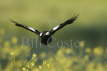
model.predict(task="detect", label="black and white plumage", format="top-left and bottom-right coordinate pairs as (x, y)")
top-left (11, 16), bottom-right (78, 45)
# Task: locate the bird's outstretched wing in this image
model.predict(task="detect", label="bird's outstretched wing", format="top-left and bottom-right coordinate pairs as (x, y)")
top-left (11, 20), bottom-right (41, 35)
top-left (49, 15), bottom-right (78, 35)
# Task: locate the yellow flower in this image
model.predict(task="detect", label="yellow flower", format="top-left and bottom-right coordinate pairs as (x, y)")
top-left (22, 67), bottom-right (28, 71)
top-left (93, 46), bottom-right (103, 55)
top-left (86, 48), bottom-right (91, 54)
top-left (65, 48), bottom-right (72, 54)
top-left (38, 65), bottom-right (42, 69)
top-left (11, 36), bottom-right (18, 44)
top-left (79, 41), bottom-right (85, 47)
top-left (32, 53), bottom-right (37, 58)
top-left (10, 52), bottom-right (15, 56)
top-left (31, 62), bottom-right (35, 67)
top-left (47, 64), bottom-right (50, 68)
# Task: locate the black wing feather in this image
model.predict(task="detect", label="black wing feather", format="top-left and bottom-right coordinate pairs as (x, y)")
top-left (49, 15), bottom-right (78, 35)
top-left (11, 20), bottom-right (40, 35)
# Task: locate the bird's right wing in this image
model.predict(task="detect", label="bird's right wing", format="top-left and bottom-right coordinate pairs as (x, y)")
top-left (11, 20), bottom-right (41, 35)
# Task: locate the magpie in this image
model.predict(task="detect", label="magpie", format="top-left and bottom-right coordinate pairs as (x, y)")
top-left (11, 16), bottom-right (78, 45)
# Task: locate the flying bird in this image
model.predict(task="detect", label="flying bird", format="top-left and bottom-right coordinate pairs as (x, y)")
top-left (11, 16), bottom-right (78, 45)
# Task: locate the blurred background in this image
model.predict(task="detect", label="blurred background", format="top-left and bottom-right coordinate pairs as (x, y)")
top-left (0, 0), bottom-right (107, 71)
top-left (0, 0), bottom-right (107, 46)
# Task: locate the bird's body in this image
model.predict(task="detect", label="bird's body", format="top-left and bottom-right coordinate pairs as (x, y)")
top-left (39, 31), bottom-right (52, 45)
top-left (11, 16), bottom-right (78, 45)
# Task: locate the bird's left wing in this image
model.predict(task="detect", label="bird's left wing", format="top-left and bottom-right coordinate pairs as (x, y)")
top-left (49, 15), bottom-right (78, 35)
top-left (11, 20), bottom-right (41, 35)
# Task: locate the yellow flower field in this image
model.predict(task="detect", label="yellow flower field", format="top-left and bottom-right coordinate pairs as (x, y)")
top-left (0, 29), bottom-right (107, 71)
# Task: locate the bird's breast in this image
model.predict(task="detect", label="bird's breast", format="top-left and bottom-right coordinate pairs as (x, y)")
top-left (40, 36), bottom-right (52, 45)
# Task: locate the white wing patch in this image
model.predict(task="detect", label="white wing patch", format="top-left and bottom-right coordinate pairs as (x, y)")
top-left (45, 32), bottom-right (50, 35)
top-left (28, 27), bottom-right (35, 32)
top-left (53, 25), bottom-right (59, 31)
top-left (40, 33), bottom-right (43, 36)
